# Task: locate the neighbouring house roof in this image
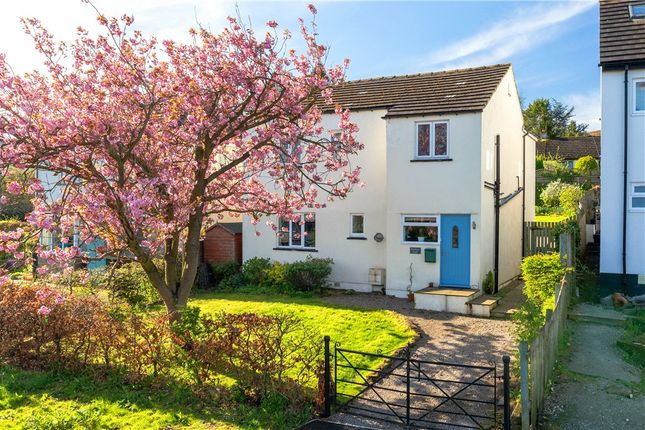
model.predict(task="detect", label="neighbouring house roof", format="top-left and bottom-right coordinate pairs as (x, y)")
top-left (206, 222), bottom-right (243, 235)
top-left (600, 0), bottom-right (645, 67)
top-left (536, 136), bottom-right (601, 160)
top-left (318, 64), bottom-right (511, 117)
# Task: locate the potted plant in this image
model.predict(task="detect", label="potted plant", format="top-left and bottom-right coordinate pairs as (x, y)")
top-left (407, 286), bottom-right (415, 302)
top-left (427, 281), bottom-right (434, 288)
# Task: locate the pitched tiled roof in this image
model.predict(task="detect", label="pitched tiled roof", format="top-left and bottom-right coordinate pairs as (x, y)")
top-left (319, 64), bottom-right (511, 117)
top-left (600, 0), bottom-right (645, 66)
top-left (536, 136), bottom-right (601, 160)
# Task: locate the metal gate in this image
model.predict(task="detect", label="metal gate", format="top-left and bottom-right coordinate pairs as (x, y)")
top-left (322, 337), bottom-right (511, 430)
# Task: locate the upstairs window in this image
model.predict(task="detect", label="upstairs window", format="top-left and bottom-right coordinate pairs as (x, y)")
top-left (278, 213), bottom-right (316, 248)
top-left (629, 3), bottom-right (645, 20)
top-left (416, 121), bottom-right (449, 159)
top-left (635, 79), bottom-right (645, 113)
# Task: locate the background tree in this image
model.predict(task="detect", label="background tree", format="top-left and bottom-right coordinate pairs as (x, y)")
top-left (0, 3), bottom-right (362, 316)
top-left (523, 97), bottom-right (588, 139)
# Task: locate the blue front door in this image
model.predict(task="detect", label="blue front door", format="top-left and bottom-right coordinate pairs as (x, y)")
top-left (440, 215), bottom-right (471, 287)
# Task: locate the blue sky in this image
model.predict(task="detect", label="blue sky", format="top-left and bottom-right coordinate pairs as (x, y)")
top-left (0, 0), bottom-right (600, 128)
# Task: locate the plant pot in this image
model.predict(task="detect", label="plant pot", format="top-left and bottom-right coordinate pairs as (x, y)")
top-left (407, 292), bottom-right (415, 302)
top-left (428, 282), bottom-right (434, 288)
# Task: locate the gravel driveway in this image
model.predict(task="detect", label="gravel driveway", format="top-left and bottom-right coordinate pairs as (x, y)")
top-left (322, 293), bottom-right (516, 429)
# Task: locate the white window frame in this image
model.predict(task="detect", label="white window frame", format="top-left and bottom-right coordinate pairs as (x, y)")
top-left (349, 213), bottom-right (365, 237)
top-left (634, 78), bottom-right (645, 115)
top-left (277, 213), bottom-right (316, 248)
top-left (415, 121), bottom-right (450, 159)
top-left (630, 183), bottom-right (645, 212)
top-left (401, 214), bottom-right (440, 244)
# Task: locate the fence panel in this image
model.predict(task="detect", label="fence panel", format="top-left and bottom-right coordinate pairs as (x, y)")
top-left (520, 233), bottom-right (574, 429)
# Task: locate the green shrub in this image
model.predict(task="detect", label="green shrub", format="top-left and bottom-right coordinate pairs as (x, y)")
top-left (540, 180), bottom-right (567, 208)
top-left (264, 261), bottom-right (289, 290)
top-left (242, 257), bottom-right (272, 286)
top-left (542, 158), bottom-right (574, 183)
top-left (512, 300), bottom-right (545, 342)
top-left (210, 261), bottom-right (240, 288)
top-left (521, 253), bottom-right (564, 310)
top-left (574, 155), bottom-right (598, 176)
top-left (482, 271), bottom-right (494, 295)
top-left (110, 261), bottom-right (160, 307)
top-left (283, 257), bottom-right (333, 292)
top-left (535, 155), bottom-right (545, 170)
top-left (559, 184), bottom-right (584, 213)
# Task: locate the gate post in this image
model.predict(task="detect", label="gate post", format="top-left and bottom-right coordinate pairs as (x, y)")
top-left (323, 335), bottom-right (331, 418)
top-left (503, 355), bottom-right (511, 430)
top-left (405, 344), bottom-right (411, 427)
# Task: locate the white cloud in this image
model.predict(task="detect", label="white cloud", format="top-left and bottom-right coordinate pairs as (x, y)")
top-left (423, 1), bottom-right (596, 69)
top-left (563, 89), bottom-right (601, 131)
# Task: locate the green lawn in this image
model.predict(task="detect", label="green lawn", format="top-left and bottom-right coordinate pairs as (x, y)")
top-left (0, 291), bottom-right (415, 429)
top-left (535, 214), bottom-right (572, 222)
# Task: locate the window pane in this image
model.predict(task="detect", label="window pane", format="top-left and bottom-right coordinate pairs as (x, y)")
top-left (634, 185), bottom-right (645, 194)
top-left (434, 123), bottom-right (448, 156)
top-left (278, 218), bottom-right (290, 246)
top-left (636, 82), bottom-right (645, 112)
top-left (404, 225), bottom-right (438, 242)
top-left (292, 219), bottom-right (303, 247)
top-left (304, 215), bottom-right (316, 247)
top-left (352, 215), bottom-right (364, 234)
top-left (417, 124), bottom-right (430, 156)
top-left (632, 197), bottom-right (645, 209)
top-left (452, 225), bottom-right (459, 248)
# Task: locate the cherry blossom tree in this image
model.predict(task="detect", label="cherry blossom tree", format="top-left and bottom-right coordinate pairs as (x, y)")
top-left (0, 2), bottom-right (361, 316)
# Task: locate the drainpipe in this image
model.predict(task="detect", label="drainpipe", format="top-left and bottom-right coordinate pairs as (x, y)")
top-left (622, 65), bottom-right (629, 283)
top-left (521, 129), bottom-right (528, 258)
top-left (494, 134), bottom-right (501, 293)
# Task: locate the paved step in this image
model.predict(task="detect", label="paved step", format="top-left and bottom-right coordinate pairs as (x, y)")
top-left (568, 303), bottom-right (627, 327)
top-left (466, 294), bottom-right (499, 318)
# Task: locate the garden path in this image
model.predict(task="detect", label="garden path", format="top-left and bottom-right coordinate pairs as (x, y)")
top-left (321, 293), bottom-right (516, 429)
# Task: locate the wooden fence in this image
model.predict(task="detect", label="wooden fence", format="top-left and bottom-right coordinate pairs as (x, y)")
top-left (519, 233), bottom-right (574, 430)
top-left (524, 189), bottom-right (596, 257)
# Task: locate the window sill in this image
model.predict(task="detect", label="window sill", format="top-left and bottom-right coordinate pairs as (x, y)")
top-left (273, 247), bottom-right (319, 252)
top-left (346, 236), bottom-right (367, 240)
top-left (402, 242), bottom-right (439, 246)
top-left (410, 158), bottom-right (452, 162)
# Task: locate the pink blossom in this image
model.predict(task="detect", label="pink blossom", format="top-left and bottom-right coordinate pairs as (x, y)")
top-left (308, 4), bottom-right (317, 14)
top-left (5, 182), bottom-right (21, 195)
top-left (266, 20), bottom-right (278, 28)
top-left (0, 196), bottom-right (7, 205)
top-left (55, 295), bottom-right (65, 305)
top-left (37, 305), bottom-right (51, 316)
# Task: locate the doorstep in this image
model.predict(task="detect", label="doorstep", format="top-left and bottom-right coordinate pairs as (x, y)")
top-left (414, 287), bottom-right (480, 314)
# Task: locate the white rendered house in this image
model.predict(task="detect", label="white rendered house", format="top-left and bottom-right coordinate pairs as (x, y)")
top-left (243, 64), bottom-right (536, 313)
top-left (599, 0), bottom-right (645, 291)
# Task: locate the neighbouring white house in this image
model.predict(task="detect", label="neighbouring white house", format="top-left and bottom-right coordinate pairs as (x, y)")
top-left (243, 63), bottom-right (536, 314)
top-left (599, 0), bottom-right (645, 292)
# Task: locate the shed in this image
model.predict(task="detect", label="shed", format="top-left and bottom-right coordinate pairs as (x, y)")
top-left (202, 222), bottom-right (243, 265)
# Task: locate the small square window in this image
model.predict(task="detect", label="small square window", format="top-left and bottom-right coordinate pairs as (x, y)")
top-left (350, 214), bottom-right (365, 237)
top-left (635, 81), bottom-right (645, 113)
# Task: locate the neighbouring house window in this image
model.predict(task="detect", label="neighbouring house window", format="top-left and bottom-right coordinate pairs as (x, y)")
top-left (416, 121), bottom-right (449, 159)
top-left (635, 80), bottom-right (645, 113)
top-left (350, 214), bottom-right (365, 237)
top-left (278, 213), bottom-right (316, 248)
top-left (630, 183), bottom-right (645, 211)
top-left (402, 215), bottom-right (439, 243)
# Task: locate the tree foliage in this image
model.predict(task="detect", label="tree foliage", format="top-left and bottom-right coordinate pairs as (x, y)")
top-left (574, 155), bottom-right (599, 176)
top-left (0, 4), bottom-right (361, 315)
top-left (523, 98), bottom-right (588, 139)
